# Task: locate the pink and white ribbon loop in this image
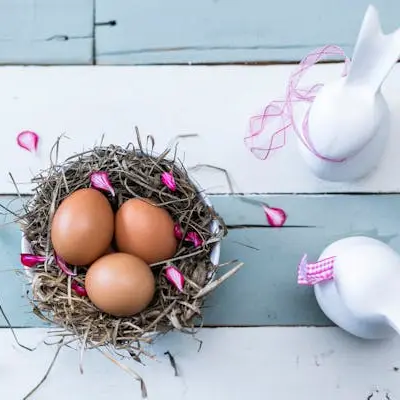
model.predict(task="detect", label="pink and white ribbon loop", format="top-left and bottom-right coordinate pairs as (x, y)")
top-left (245, 45), bottom-right (350, 162)
top-left (297, 254), bottom-right (335, 286)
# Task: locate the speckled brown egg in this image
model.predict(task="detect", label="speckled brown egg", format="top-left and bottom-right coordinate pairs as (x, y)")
top-left (115, 198), bottom-right (177, 264)
top-left (51, 188), bottom-right (114, 266)
top-left (85, 253), bottom-right (155, 316)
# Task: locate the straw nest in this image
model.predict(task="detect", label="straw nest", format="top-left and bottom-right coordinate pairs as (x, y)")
top-left (17, 133), bottom-right (238, 358)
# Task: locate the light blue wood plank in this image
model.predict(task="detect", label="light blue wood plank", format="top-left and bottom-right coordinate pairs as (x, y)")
top-left (204, 194), bottom-right (400, 326)
top-left (204, 228), bottom-right (331, 326)
top-left (0, 0), bottom-right (93, 65)
top-left (1, 194), bottom-right (400, 327)
top-left (95, 0), bottom-right (400, 64)
top-left (211, 194), bottom-right (400, 236)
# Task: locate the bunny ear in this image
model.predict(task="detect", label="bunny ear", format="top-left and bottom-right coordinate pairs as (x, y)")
top-left (297, 254), bottom-right (335, 285)
top-left (346, 5), bottom-right (400, 93)
top-left (347, 5), bottom-right (381, 82)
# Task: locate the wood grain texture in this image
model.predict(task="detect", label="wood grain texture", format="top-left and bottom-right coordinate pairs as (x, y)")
top-left (1, 66), bottom-right (400, 193)
top-left (2, 194), bottom-right (400, 328)
top-left (0, 0), bottom-right (93, 65)
top-left (1, 327), bottom-right (400, 400)
top-left (94, 0), bottom-right (400, 64)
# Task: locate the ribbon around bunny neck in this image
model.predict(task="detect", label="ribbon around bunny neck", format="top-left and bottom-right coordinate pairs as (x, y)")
top-left (245, 45), bottom-right (351, 162)
top-left (297, 254), bottom-right (335, 286)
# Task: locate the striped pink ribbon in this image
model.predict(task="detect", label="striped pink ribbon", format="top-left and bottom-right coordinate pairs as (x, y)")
top-left (245, 45), bottom-right (350, 162)
top-left (297, 254), bottom-right (335, 286)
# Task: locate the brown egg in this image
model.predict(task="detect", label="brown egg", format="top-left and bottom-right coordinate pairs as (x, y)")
top-left (115, 198), bottom-right (177, 264)
top-left (85, 253), bottom-right (155, 316)
top-left (51, 188), bottom-right (114, 266)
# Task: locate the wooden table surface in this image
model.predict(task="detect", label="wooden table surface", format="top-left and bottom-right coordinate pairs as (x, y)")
top-left (1, 2), bottom-right (400, 399)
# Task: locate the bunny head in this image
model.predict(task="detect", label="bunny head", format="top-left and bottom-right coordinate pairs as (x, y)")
top-left (298, 5), bottom-right (400, 182)
top-left (304, 236), bottom-right (400, 339)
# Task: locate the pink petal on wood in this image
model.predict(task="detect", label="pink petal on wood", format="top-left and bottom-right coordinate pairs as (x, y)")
top-left (17, 131), bottom-right (39, 153)
top-left (165, 265), bottom-right (185, 292)
top-left (262, 205), bottom-right (287, 227)
top-left (161, 171), bottom-right (177, 191)
top-left (90, 171), bottom-right (115, 196)
top-left (71, 281), bottom-right (88, 297)
top-left (20, 253), bottom-right (46, 268)
top-left (55, 254), bottom-right (77, 276)
top-left (185, 231), bottom-right (203, 247)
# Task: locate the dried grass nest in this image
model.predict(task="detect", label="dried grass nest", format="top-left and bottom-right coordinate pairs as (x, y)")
top-left (18, 135), bottom-right (241, 356)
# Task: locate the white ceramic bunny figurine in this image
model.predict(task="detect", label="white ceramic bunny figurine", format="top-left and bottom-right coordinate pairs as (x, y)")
top-left (308, 236), bottom-right (400, 339)
top-left (298, 5), bottom-right (400, 182)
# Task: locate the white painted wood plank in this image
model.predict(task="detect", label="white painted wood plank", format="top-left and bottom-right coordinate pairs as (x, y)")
top-left (0, 65), bottom-right (400, 194)
top-left (0, 0), bottom-right (93, 64)
top-left (1, 327), bottom-right (400, 400)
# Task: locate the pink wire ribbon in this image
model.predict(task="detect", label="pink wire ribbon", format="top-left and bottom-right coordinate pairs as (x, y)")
top-left (245, 45), bottom-right (351, 162)
top-left (297, 254), bottom-right (335, 286)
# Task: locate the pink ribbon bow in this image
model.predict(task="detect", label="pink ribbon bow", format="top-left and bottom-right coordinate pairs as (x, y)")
top-left (245, 45), bottom-right (351, 162)
top-left (297, 254), bottom-right (335, 286)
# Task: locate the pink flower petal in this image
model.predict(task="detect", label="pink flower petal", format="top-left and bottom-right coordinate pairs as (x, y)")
top-left (262, 205), bottom-right (287, 227)
top-left (71, 281), bottom-right (88, 297)
top-left (55, 254), bottom-right (77, 277)
top-left (20, 253), bottom-right (46, 268)
top-left (165, 265), bottom-right (185, 292)
top-left (161, 171), bottom-right (177, 191)
top-left (17, 130), bottom-right (39, 153)
top-left (185, 231), bottom-right (203, 248)
top-left (174, 223), bottom-right (183, 240)
top-left (90, 171), bottom-right (115, 197)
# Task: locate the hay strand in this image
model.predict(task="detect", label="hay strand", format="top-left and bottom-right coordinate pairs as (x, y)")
top-left (23, 340), bottom-right (64, 400)
top-left (0, 304), bottom-right (35, 351)
top-left (99, 348), bottom-right (148, 398)
top-left (164, 351), bottom-right (179, 376)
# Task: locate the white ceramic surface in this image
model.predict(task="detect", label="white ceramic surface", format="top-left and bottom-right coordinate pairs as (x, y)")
top-left (298, 87), bottom-right (390, 182)
top-left (298, 5), bottom-right (400, 182)
top-left (314, 236), bottom-right (400, 339)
